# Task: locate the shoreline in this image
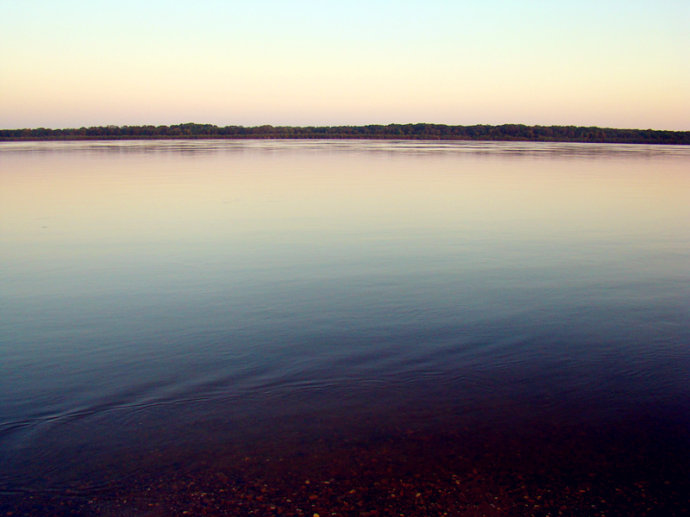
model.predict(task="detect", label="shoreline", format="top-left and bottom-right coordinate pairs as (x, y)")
top-left (2, 123), bottom-right (689, 145)
top-left (3, 136), bottom-right (690, 145)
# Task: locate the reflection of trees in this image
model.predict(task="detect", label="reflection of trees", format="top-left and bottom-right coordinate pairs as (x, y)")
top-left (1, 124), bottom-right (688, 144)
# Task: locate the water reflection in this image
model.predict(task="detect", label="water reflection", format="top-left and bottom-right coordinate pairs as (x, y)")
top-left (3, 138), bottom-right (690, 157)
top-left (1, 140), bottom-right (689, 513)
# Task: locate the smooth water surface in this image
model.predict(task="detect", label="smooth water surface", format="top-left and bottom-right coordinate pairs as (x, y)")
top-left (1, 140), bottom-right (689, 514)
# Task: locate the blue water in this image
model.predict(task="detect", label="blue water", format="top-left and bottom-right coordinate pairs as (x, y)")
top-left (1, 140), bottom-right (689, 513)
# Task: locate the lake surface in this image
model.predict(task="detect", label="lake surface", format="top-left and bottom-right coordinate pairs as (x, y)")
top-left (1, 140), bottom-right (689, 515)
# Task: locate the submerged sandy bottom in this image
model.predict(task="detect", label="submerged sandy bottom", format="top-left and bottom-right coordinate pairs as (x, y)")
top-left (3, 407), bottom-right (688, 516)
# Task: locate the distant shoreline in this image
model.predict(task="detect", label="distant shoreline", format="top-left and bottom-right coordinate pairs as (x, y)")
top-left (2, 123), bottom-right (689, 145)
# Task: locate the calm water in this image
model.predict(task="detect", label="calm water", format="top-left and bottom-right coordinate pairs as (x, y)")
top-left (1, 140), bottom-right (689, 514)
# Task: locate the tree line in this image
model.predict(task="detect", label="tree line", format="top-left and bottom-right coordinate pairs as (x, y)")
top-left (1, 123), bottom-right (688, 145)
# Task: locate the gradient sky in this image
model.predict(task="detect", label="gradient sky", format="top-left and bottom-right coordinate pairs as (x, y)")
top-left (1, 0), bottom-right (689, 130)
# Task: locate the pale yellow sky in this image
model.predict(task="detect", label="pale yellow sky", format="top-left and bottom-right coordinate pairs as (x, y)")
top-left (1, 1), bottom-right (689, 129)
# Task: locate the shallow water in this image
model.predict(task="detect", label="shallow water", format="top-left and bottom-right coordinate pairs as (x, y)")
top-left (1, 140), bottom-right (689, 514)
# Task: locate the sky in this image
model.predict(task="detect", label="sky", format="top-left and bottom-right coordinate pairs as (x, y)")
top-left (1, 0), bottom-right (689, 130)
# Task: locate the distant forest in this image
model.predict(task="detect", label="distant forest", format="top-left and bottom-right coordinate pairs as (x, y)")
top-left (1, 123), bottom-right (689, 145)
